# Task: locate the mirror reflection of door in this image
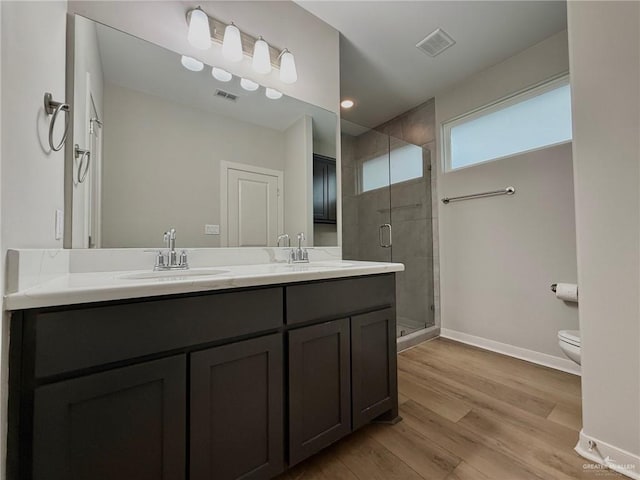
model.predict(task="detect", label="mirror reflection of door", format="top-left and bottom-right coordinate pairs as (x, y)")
top-left (222, 162), bottom-right (284, 247)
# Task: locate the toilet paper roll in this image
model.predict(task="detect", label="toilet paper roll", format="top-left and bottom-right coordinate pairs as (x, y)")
top-left (556, 283), bottom-right (578, 302)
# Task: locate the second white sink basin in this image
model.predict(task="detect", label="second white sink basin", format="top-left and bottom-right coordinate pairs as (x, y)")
top-left (120, 269), bottom-right (229, 280)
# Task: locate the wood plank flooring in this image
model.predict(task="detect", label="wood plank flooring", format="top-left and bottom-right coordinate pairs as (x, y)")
top-left (278, 338), bottom-right (624, 480)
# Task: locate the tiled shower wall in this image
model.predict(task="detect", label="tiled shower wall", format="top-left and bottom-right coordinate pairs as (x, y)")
top-left (342, 98), bottom-right (440, 330)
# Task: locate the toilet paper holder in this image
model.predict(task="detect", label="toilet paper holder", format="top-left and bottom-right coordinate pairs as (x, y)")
top-left (550, 283), bottom-right (557, 293)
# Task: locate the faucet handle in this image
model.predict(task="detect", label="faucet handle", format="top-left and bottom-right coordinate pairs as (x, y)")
top-left (179, 250), bottom-right (189, 268)
top-left (154, 250), bottom-right (166, 270)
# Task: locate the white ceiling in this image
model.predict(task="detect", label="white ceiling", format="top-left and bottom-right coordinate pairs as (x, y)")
top-left (296, 1), bottom-right (567, 127)
top-left (95, 21), bottom-right (337, 149)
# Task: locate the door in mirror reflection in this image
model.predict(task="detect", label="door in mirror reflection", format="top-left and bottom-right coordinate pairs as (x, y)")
top-left (224, 163), bottom-right (283, 247)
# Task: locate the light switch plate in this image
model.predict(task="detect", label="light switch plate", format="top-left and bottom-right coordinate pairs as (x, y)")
top-left (55, 209), bottom-right (64, 240)
top-left (205, 224), bottom-right (220, 235)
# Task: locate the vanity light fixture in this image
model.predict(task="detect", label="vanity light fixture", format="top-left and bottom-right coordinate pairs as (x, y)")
top-left (184, 9), bottom-right (298, 84)
top-left (252, 37), bottom-right (272, 74)
top-left (222, 23), bottom-right (244, 63)
top-left (265, 88), bottom-right (283, 100)
top-left (341, 99), bottom-right (355, 109)
top-left (240, 78), bottom-right (260, 91)
top-left (181, 55), bottom-right (204, 72)
top-left (187, 7), bottom-right (212, 50)
top-left (212, 67), bottom-right (232, 82)
top-left (279, 49), bottom-right (298, 84)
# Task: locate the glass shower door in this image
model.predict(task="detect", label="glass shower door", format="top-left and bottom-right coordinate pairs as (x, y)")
top-left (341, 123), bottom-right (392, 264)
top-left (388, 138), bottom-right (434, 336)
top-left (341, 122), bottom-right (435, 338)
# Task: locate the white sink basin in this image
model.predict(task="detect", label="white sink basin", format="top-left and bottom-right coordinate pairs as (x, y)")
top-left (119, 269), bottom-right (229, 280)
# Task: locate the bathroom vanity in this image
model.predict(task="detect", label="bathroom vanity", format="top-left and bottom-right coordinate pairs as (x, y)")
top-left (6, 255), bottom-right (402, 480)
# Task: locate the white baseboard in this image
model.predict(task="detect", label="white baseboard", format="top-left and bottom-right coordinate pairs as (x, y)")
top-left (576, 430), bottom-right (640, 479)
top-left (440, 328), bottom-right (581, 376)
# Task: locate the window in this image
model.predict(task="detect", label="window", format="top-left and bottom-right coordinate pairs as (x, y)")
top-left (443, 77), bottom-right (572, 171)
top-left (361, 144), bottom-right (423, 193)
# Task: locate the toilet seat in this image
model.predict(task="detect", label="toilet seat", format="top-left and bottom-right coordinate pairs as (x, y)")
top-left (558, 330), bottom-right (580, 347)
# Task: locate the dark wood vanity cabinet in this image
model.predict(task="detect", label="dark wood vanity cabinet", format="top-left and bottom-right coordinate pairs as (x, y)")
top-left (313, 154), bottom-right (337, 224)
top-left (8, 274), bottom-right (397, 480)
top-left (190, 334), bottom-right (284, 480)
top-left (288, 318), bottom-right (351, 466)
top-left (351, 308), bottom-right (398, 429)
top-left (32, 355), bottom-right (186, 480)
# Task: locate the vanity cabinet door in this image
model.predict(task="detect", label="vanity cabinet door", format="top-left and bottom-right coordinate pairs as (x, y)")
top-left (190, 334), bottom-right (284, 480)
top-left (32, 355), bottom-right (186, 480)
top-left (351, 308), bottom-right (398, 429)
top-left (288, 318), bottom-right (351, 466)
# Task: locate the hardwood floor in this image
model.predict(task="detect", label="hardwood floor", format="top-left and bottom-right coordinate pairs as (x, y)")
top-left (278, 338), bottom-right (624, 480)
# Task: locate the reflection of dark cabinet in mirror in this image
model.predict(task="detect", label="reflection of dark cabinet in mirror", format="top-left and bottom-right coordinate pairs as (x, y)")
top-left (313, 154), bottom-right (337, 224)
top-left (8, 274), bottom-right (398, 480)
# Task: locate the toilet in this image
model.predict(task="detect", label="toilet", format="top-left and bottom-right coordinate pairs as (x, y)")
top-left (558, 330), bottom-right (581, 365)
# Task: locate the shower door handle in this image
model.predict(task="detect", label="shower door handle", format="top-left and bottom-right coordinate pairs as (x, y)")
top-left (379, 223), bottom-right (392, 248)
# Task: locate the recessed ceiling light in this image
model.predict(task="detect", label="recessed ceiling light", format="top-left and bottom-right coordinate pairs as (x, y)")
top-left (341, 99), bottom-right (354, 109)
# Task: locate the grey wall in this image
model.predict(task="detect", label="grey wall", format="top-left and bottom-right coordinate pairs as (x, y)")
top-left (435, 30), bottom-right (579, 363)
top-left (101, 83), bottom-right (287, 248)
top-left (567, 0), bottom-right (640, 466)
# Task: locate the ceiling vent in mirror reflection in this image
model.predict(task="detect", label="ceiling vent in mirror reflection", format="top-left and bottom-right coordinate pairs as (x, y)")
top-left (416, 28), bottom-right (456, 57)
top-left (214, 90), bottom-right (238, 102)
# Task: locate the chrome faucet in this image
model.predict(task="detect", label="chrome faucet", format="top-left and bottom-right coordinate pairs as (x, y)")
top-left (154, 228), bottom-right (189, 271)
top-left (289, 232), bottom-right (309, 263)
top-left (277, 233), bottom-right (291, 247)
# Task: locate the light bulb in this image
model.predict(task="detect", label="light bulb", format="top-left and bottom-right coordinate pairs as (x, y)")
top-left (240, 78), bottom-right (259, 91)
top-left (252, 37), bottom-right (272, 74)
top-left (187, 8), bottom-right (211, 50)
top-left (181, 55), bottom-right (204, 72)
top-left (279, 49), bottom-right (297, 84)
top-left (212, 67), bottom-right (232, 82)
top-left (222, 23), bottom-right (243, 63)
top-left (340, 99), bottom-right (355, 109)
top-left (265, 88), bottom-right (283, 100)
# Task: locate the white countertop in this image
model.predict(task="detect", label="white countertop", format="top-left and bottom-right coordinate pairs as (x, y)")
top-left (4, 260), bottom-right (404, 310)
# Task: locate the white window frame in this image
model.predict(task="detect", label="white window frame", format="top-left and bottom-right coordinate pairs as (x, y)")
top-left (441, 73), bottom-right (571, 173)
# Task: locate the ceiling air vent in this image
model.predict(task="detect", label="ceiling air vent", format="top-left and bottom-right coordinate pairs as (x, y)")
top-left (416, 28), bottom-right (456, 57)
top-left (214, 89), bottom-right (238, 102)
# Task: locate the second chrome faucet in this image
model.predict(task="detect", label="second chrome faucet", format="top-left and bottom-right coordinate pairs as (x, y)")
top-left (289, 232), bottom-right (309, 263)
top-left (154, 228), bottom-right (189, 271)
top-left (278, 232), bottom-right (309, 263)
